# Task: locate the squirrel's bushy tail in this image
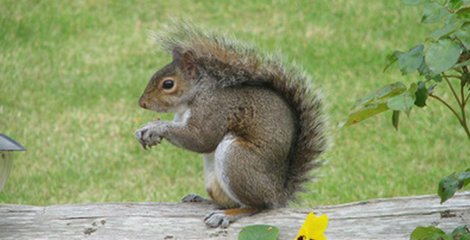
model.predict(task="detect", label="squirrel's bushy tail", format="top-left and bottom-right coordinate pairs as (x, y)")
top-left (156, 22), bottom-right (330, 202)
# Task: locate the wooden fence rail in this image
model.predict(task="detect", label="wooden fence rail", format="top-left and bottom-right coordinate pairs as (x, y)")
top-left (1, 191), bottom-right (469, 240)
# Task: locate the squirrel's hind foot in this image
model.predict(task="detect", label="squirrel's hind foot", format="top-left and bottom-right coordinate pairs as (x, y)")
top-left (204, 208), bottom-right (259, 228)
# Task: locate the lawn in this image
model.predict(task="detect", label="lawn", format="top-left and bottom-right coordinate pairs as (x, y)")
top-left (0, 0), bottom-right (468, 207)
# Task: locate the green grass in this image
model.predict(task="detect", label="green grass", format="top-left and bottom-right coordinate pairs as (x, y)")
top-left (0, 0), bottom-right (468, 206)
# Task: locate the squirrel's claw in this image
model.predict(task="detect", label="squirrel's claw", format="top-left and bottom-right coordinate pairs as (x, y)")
top-left (204, 208), bottom-right (259, 228)
top-left (204, 210), bottom-right (234, 228)
top-left (134, 129), bottom-right (147, 149)
top-left (135, 123), bottom-right (163, 150)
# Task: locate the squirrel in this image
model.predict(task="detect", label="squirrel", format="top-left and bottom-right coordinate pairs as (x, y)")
top-left (134, 22), bottom-right (329, 228)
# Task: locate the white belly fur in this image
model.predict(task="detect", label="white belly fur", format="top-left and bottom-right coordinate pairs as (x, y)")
top-left (203, 134), bottom-right (241, 206)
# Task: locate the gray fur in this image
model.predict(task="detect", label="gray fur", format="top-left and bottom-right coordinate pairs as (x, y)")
top-left (136, 22), bottom-right (330, 227)
top-left (154, 22), bottom-right (330, 199)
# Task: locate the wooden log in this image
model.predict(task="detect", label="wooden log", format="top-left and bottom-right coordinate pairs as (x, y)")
top-left (0, 192), bottom-right (469, 240)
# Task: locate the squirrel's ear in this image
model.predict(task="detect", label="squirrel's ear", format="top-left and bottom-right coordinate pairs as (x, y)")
top-left (172, 47), bottom-right (197, 81)
top-left (181, 50), bottom-right (197, 81)
top-left (172, 47), bottom-right (184, 62)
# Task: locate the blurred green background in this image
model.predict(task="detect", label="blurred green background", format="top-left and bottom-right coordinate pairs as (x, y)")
top-left (0, 0), bottom-right (468, 206)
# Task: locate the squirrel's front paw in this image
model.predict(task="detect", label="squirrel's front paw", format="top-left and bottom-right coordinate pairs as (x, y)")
top-left (134, 122), bottom-right (166, 149)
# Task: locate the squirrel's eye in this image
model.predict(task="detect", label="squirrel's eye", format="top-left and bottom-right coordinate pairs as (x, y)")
top-left (162, 79), bottom-right (175, 90)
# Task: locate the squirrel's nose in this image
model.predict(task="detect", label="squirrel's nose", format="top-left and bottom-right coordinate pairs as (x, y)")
top-left (139, 97), bottom-right (148, 109)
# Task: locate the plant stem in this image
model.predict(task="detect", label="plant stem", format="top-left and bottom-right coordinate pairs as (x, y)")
top-left (429, 93), bottom-right (470, 140)
top-left (429, 94), bottom-right (470, 141)
top-left (462, 117), bottom-right (470, 141)
top-left (459, 84), bottom-right (470, 141)
top-left (443, 74), bottom-right (461, 106)
top-left (462, 82), bottom-right (466, 107)
top-left (460, 100), bottom-right (470, 141)
top-left (429, 94), bottom-right (463, 123)
top-left (443, 74), bottom-right (462, 79)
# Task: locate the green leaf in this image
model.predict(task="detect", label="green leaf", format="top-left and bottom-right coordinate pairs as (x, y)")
top-left (422, 3), bottom-right (450, 24)
top-left (446, 13), bottom-right (459, 25)
top-left (238, 225), bottom-right (279, 240)
top-left (418, 60), bottom-right (431, 76)
top-left (454, 59), bottom-right (470, 68)
top-left (461, 235), bottom-right (470, 240)
top-left (457, 7), bottom-right (470, 20)
top-left (428, 23), bottom-right (458, 39)
top-left (398, 45), bottom-right (424, 75)
top-left (451, 225), bottom-right (470, 239)
top-left (409, 82), bottom-right (419, 95)
top-left (410, 226), bottom-right (451, 240)
top-left (387, 94), bottom-right (415, 112)
top-left (425, 38), bottom-right (462, 75)
top-left (456, 22), bottom-right (470, 48)
top-left (449, 0), bottom-right (463, 10)
top-left (384, 50), bottom-right (404, 72)
top-left (452, 225), bottom-right (469, 234)
top-left (402, 0), bottom-right (429, 5)
top-left (415, 81), bottom-right (429, 107)
top-left (458, 168), bottom-right (470, 186)
top-left (392, 110), bottom-right (400, 131)
top-left (339, 102), bottom-right (390, 128)
top-left (425, 74), bottom-right (443, 82)
top-left (449, 0), bottom-right (470, 10)
top-left (340, 83), bottom-right (409, 128)
top-left (351, 82), bottom-right (407, 109)
top-left (438, 172), bottom-right (463, 204)
top-left (387, 83), bottom-right (417, 112)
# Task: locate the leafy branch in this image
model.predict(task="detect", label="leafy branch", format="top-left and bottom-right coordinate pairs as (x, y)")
top-left (340, 0), bottom-right (470, 141)
top-left (341, 0), bottom-right (470, 238)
